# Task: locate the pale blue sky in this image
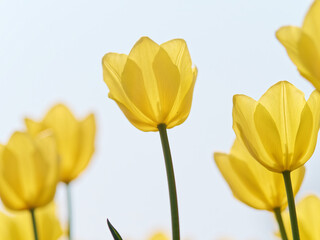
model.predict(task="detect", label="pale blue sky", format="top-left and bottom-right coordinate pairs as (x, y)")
top-left (0, 0), bottom-right (318, 239)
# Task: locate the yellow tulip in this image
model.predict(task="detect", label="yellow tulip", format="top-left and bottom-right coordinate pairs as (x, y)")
top-left (0, 203), bottom-right (63, 240)
top-left (149, 232), bottom-right (170, 240)
top-left (214, 139), bottom-right (305, 211)
top-left (276, 0), bottom-right (320, 90)
top-left (102, 37), bottom-right (198, 131)
top-left (279, 195), bottom-right (320, 240)
top-left (25, 104), bottom-right (96, 183)
top-left (233, 81), bottom-right (320, 173)
top-left (0, 131), bottom-right (59, 210)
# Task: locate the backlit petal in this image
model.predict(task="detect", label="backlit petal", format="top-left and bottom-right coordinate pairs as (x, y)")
top-left (67, 114), bottom-right (96, 182)
top-left (276, 27), bottom-right (320, 90)
top-left (152, 47), bottom-right (180, 122)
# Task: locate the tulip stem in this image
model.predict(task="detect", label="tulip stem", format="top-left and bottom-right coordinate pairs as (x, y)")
top-left (67, 183), bottom-right (73, 240)
top-left (282, 171), bottom-right (300, 240)
top-left (158, 124), bottom-right (180, 240)
top-left (30, 208), bottom-right (39, 240)
top-left (274, 207), bottom-right (288, 240)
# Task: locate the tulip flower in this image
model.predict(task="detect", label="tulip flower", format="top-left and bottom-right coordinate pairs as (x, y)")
top-left (276, 0), bottom-right (320, 90)
top-left (279, 195), bottom-right (320, 240)
top-left (215, 139), bottom-right (305, 240)
top-left (0, 131), bottom-right (59, 240)
top-left (214, 139), bottom-right (305, 211)
top-left (0, 131), bottom-right (59, 211)
top-left (102, 36), bottom-right (197, 132)
top-left (232, 81), bottom-right (320, 240)
top-left (25, 103), bottom-right (96, 240)
top-left (149, 232), bottom-right (169, 240)
top-left (233, 81), bottom-right (320, 173)
top-left (25, 104), bottom-right (96, 184)
top-left (0, 203), bottom-right (63, 240)
top-left (102, 37), bottom-right (197, 240)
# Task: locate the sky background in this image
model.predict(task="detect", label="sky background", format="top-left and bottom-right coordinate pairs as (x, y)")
top-left (0, 0), bottom-right (318, 239)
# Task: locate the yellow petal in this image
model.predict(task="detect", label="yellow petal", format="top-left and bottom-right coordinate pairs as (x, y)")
top-left (215, 139), bottom-right (305, 211)
top-left (293, 90), bottom-right (320, 169)
top-left (166, 67), bottom-right (197, 128)
top-left (232, 95), bottom-right (272, 170)
top-left (276, 26), bottom-right (320, 90)
top-left (103, 54), bottom-right (155, 129)
top-left (152, 47), bottom-right (180, 122)
top-left (121, 58), bottom-right (155, 121)
top-left (42, 104), bottom-right (79, 182)
top-left (66, 113), bottom-right (96, 182)
top-left (258, 82), bottom-right (306, 155)
top-left (214, 152), bottom-right (270, 210)
top-left (281, 195), bottom-right (320, 240)
top-left (127, 37), bottom-right (161, 114)
top-left (161, 39), bottom-right (195, 126)
top-left (24, 118), bottom-right (44, 136)
top-left (254, 103), bottom-right (284, 171)
top-left (302, 0), bottom-right (320, 46)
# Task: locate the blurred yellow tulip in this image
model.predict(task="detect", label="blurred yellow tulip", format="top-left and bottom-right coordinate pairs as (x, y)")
top-left (25, 104), bottom-right (96, 183)
top-left (0, 131), bottom-right (59, 210)
top-left (214, 139), bottom-right (305, 211)
top-left (280, 195), bottom-right (320, 240)
top-left (0, 203), bottom-right (63, 240)
top-left (102, 37), bottom-right (197, 131)
top-left (233, 81), bottom-right (320, 172)
top-left (276, 0), bottom-right (320, 90)
top-left (149, 232), bottom-right (169, 240)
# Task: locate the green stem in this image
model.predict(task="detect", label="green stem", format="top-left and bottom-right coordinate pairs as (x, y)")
top-left (274, 207), bottom-right (288, 240)
top-left (282, 171), bottom-right (300, 240)
top-left (30, 208), bottom-right (39, 240)
top-left (158, 124), bottom-right (180, 240)
top-left (67, 183), bottom-right (72, 240)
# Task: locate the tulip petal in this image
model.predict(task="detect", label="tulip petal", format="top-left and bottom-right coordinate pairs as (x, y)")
top-left (68, 114), bottom-right (96, 182)
top-left (35, 132), bottom-right (59, 204)
top-left (166, 67), bottom-right (197, 128)
top-left (291, 166), bottom-right (305, 199)
top-left (24, 118), bottom-right (44, 136)
top-left (160, 38), bottom-right (193, 86)
top-left (281, 195), bottom-right (320, 240)
top-left (214, 152), bottom-right (272, 210)
top-left (42, 104), bottom-right (79, 182)
top-left (276, 27), bottom-right (320, 90)
top-left (121, 58), bottom-right (156, 121)
top-left (254, 103), bottom-right (285, 170)
top-left (0, 147), bottom-right (26, 210)
top-left (232, 95), bottom-right (273, 170)
top-left (102, 53), bottom-right (128, 102)
top-left (293, 90), bottom-right (320, 168)
top-left (152, 47), bottom-right (180, 122)
top-left (302, 0), bottom-right (320, 46)
top-left (128, 37), bottom-right (161, 113)
top-left (161, 40), bottom-right (195, 125)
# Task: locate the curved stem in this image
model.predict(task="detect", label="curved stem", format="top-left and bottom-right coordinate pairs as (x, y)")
top-left (158, 124), bottom-right (180, 240)
top-left (274, 207), bottom-right (288, 240)
top-left (30, 208), bottom-right (39, 240)
top-left (282, 171), bottom-right (300, 240)
top-left (67, 183), bottom-right (72, 240)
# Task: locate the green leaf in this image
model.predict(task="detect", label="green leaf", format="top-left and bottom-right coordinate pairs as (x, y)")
top-left (107, 219), bottom-right (123, 240)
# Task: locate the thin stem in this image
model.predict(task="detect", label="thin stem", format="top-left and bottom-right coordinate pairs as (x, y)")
top-left (282, 171), bottom-right (300, 240)
top-left (274, 207), bottom-right (288, 240)
top-left (30, 208), bottom-right (39, 240)
top-left (67, 183), bottom-right (72, 240)
top-left (158, 124), bottom-right (180, 240)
